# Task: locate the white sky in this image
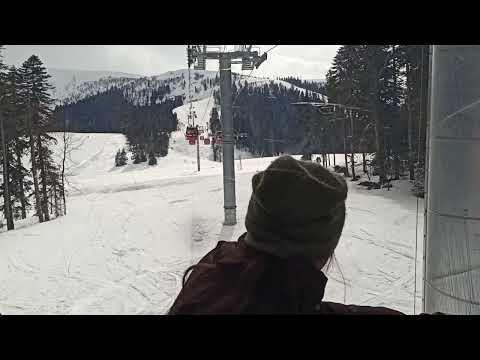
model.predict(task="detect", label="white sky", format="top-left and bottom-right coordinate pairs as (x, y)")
top-left (2, 45), bottom-right (340, 80)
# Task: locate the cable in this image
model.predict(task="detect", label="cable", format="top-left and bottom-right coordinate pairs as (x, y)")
top-left (232, 46), bottom-right (278, 107)
top-left (264, 45), bottom-right (279, 53)
top-left (199, 71), bottom-right (219, 126)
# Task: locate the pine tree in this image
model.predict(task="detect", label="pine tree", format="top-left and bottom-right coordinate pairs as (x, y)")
top-left (131, 145), bottom-right (143, 164)
top-left (0, 63), bottom-right (32, 223)
top-left (140, 150), bottom-right (147, 162)
top-left (327, 45), bottom-right (395, 184)
top-left (0, 115), bottom-right (15, 229)
top-left (0, 52), bottom-right (15, 229)
top-left (115, 150), bottom-right (120, 166)
top-left (7, 66), bottom-right (32, 219)
top-left (361, 46), bottom-right (389, 184)
top-left (411, 45), bottom-right (429, 197)
top-left (119, 148), bottom-right (127, 166)
top-left (19, 55), bottom-right (56, 222)
top-left (148, 151), bottom-right (157, 165)
top-left (42, 143), bottom-right (63, 217)
top-left (378, 45), bottom-right (406, 181)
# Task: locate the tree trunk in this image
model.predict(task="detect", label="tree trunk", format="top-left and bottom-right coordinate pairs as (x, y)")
top-left (54, 182), bottom-right (59, 217)
top-left (349, 111), bottom-right (356, 179)
top-left (331, 128), bottom-right (336, 167)
top-left (367, 46), bottom-right (386, 185)
top-left (343, 116), bottom-right (350, 177)
top-left (332, 142), bottom-right (336, 166)
top-left (370, 77), bottom-right (386, 184)
top-left (363, 152), bottom-right (367, 173)
top-left (15, 148), bottom-right (27, 219)
top-left (50, 188), bottom-right (53, 215)
top-left (29, 132), bottom-right (43, 223)
top-left (62, 131), bottom-right (67, 215)
top-left (392, 50), bottom-right (400, 181)
top-left (393, 153), bottom-right (400, 180)
top-left (270, 113), bottom-right (275, 156)
top-left (373, 106), bottom-right (386, 184)
top-left (408, 103), bottom-right (415, 180)
top-left (36, 135), bottom-right (50, 221)
top-left (1, 114), bottom-right (14, 230)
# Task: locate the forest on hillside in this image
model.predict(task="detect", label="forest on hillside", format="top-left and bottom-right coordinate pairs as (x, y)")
top-left (208, 45), bottom-right (429, 197)
top-left (52, 86), bottom-right (183, 167)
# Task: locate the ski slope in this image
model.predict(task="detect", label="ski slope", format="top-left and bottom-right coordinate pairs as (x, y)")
top-left (0, 126), bottom-right (423, 314)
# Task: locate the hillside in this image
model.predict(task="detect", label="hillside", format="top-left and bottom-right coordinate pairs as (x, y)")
top-left (48, 68), bottom-right (144, 101)
top-left (51, 69), bottom-right (330, 157)
top-left (51, 68), bottom-right (328, 105)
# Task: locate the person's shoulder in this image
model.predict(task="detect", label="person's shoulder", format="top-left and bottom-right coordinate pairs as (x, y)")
top-left (319, 301), bottom-right (405, 315)
top-left (197, 238), bottom-right (244, 264)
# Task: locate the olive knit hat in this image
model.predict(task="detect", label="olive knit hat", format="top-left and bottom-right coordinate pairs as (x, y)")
top-left (244, 155), bottom-right (348, 259)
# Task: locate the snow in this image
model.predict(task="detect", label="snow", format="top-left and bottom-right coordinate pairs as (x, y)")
top-left (52, 69), bottom-right (220, 107)
top-left (232, 75), bottom-right (328, 103)
top-left (48, 67), bottom-right (328, 108)
top-left (47, 68), bottom-right (144, 101)
top-left (0, 116), bottom-right (424, 314)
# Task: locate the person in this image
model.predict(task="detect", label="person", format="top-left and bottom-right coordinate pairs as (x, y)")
top-left (168, 155), bottom-right (403, 315)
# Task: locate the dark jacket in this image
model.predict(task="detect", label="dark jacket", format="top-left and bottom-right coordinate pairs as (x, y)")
top-left (169, 234), bottom-right (404, 315)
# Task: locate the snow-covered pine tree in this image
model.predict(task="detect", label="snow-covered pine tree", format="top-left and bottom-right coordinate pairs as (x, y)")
top-left (119, 148), bottom-right (127, 166)
top-left (115, 150), bottom-right (120, 166)
top-left (131, 145), bottom-right (142, 164)
top-left (148, 151), bottom-right (157, 165)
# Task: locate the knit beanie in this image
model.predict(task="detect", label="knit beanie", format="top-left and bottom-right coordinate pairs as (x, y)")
top-left (244, 155), bottom-right (348, 259)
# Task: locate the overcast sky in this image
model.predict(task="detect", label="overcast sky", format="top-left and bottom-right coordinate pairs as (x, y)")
top-left (2, 45), bottom-right (340, 80)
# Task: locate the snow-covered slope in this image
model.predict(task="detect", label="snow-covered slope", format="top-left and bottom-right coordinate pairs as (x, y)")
top-left (51, 67), bottom-right (328, 107)
top-left (55, 69), bottom-right (219, 106)
top-left (48, 68), bottom-right (144, 101)
top-left (0, 125), bottom-right (423, 314)
top-left (232, 75), bottom-right (328, 102)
